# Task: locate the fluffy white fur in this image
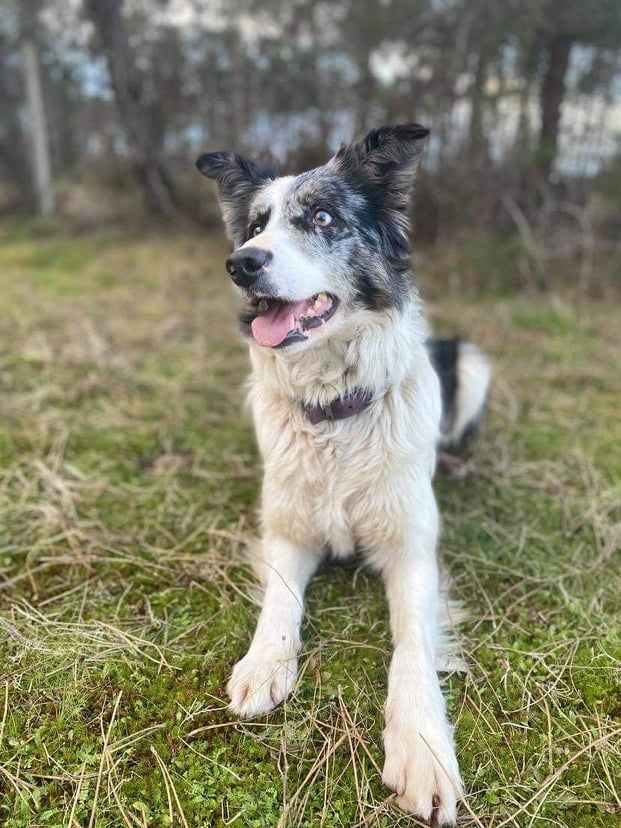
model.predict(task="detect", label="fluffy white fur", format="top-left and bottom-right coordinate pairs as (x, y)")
top-left (227, 297), bottom-right (464, 824)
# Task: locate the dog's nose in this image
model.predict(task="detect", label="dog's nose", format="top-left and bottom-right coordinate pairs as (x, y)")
top-left (225, 248), bottom-right (271, 287)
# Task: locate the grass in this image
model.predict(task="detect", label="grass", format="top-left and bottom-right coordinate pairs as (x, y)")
top-left (0, 219), bottom-right (619, 827)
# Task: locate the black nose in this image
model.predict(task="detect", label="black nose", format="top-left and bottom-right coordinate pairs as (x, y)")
top-left (225, 247), bottom-right (271, 287)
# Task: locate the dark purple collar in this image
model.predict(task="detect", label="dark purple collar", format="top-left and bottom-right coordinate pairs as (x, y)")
top-left (303, 388), bottom-right (374, 425)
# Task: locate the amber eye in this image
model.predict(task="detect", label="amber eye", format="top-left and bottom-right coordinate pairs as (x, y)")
top-left (313, 209), bottom-right (333, 227)
top-left (251, 224), bottom-right (263, 237)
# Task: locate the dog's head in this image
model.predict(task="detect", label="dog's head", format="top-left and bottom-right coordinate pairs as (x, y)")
top-left (196, 124), bottom-right (428, 351)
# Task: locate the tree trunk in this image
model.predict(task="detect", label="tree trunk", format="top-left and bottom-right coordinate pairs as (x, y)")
top-left (86, 0), bottom-right (181, 219)
top-left (229, 29), bottom-right (246, 147)
top-left (20, 25), bottom-right (54, 215)
top-left (354, 55), bottom-right (374, 135)
top-left (467, 46), bottom-right (490, 165)
top-left (536, 34), bottom-right (573, 183)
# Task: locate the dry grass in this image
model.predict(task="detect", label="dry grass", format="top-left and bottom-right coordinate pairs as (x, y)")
top-left (0, 220), bottom-right (619, 826)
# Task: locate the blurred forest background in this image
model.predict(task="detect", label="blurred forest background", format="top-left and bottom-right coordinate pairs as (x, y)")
top-left (2, 0), bottom-right (621, 292)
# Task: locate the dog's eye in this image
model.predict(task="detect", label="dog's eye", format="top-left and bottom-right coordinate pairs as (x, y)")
top-left (313, 209), bottom-right (333, 228)
top-left (251, 224), bottom-right (263, 237)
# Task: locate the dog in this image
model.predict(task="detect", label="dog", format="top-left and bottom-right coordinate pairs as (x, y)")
top-left (196, 124), bottom-right (490, 825)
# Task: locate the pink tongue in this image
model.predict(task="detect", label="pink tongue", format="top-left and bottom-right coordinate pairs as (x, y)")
top-left (251, 299), bottom-right (313, 347)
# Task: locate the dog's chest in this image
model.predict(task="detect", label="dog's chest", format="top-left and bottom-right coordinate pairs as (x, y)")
top-left (260, 415), bottom-right (393, 557)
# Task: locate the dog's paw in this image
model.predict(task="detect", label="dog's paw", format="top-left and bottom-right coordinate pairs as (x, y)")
top-left (227, 644), bottom-right (298, 718)
top-left (382, 717), bottom-right (462, 826)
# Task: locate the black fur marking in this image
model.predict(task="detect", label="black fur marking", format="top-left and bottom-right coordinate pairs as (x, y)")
top-left (334, 124), bottom-right (429, 197)
top-left (427, 338), bottom-right (489, 452)
top-left (196, 152), bottom-right (276, 246)
top-left (426, 336), bottom-right (460, 435)
top-left (290, 213), bottom-right (315, 232)
top-left (246, 207), bottom-right (271, 241)
top-left (350, 258), bottom-right (394, 310)
top-left (274, 331), bottom-right (307, 348)
top-left (453, 419), bottom-right (479, 451)
top-left (333, 124), bottom-right (429, 311)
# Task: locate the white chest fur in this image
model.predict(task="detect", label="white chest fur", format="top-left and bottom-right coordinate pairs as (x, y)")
top-left (247, 302), bottom-right (441, 563)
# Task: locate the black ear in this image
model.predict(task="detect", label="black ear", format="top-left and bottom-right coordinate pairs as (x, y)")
top-left (332, 123), bottom-right (429, 204)
top-left (195, 151), bottom-right (276, 193)
top-left (196, 151), bottom-right (276, 245)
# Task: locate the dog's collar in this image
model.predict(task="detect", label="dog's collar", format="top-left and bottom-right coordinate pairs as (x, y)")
top-left (303, 388), bottom-right (374, 425)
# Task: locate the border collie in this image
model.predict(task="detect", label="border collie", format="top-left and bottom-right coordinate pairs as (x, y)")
top-left (196, 124), bottom-right (490, 825)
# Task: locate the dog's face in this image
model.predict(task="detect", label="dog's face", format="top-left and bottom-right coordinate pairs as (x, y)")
top-left (197, 124), bottom-right (428, 351)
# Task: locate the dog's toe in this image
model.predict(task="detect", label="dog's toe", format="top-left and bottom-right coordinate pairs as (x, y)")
top-left (227, 646), bottom-right (297, 718)
top-left (382, 719), bottom-right (461, 826)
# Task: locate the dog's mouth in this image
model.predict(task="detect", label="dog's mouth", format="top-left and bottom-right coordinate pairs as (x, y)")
top-left (248, 292), bottom-right (339, 348)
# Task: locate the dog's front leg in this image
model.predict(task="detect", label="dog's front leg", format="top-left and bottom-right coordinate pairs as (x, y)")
top-left (227, 536), bottom-right (320, 718)
top-left (380, 500), bottom-right (462, 825)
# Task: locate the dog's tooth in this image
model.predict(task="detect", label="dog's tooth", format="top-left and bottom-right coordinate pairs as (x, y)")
top-left (313, 293), bottom-right (327, 311)
top-left (257, 299), bottom-right (268, 314)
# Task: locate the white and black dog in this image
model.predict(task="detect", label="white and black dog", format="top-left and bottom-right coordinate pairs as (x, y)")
top-left (197, 124), bottom-right (490, 825)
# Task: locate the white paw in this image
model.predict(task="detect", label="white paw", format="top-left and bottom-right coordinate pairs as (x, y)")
top-left (227, 643), bottom-right (298, 718)
top-left (382, 714), bottom-right (462, 825)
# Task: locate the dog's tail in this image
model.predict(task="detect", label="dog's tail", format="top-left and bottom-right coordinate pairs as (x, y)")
top-left (426, 337), bottom-right (491, 452)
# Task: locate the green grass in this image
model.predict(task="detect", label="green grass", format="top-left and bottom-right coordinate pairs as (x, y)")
top-left (0, 221), bottom-right (619, 827)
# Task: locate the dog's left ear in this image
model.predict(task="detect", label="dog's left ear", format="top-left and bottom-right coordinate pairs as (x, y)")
top-left (196, 151), bottom-right (276, 245)
top-left (332, 123), bottom-right (429, 201)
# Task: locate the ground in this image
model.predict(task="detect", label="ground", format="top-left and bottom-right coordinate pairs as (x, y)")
top-left (0, 220), bottom-right (619, 827)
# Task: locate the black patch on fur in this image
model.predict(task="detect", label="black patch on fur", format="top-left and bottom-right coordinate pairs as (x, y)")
top-left (426, 336), bottom-right (486, 453)
top-left (290, 212), bottom-right (315, 233)
top-left (196, 152), bottom-right (276, 246)
top-left (454, 419), bottom-right (478, 450)
top-left (274, 331), bottom-right (307, 348)
top-left (333, 124), bottom-right (429, 310)
top-left (350, 257), bottom-right (392, 310)
top-left (426, 336), bottom-right (460, 433)
top-left (246, 207), bottom-right (271, 241)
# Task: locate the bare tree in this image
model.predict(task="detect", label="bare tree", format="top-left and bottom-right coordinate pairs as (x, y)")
top-left (20, 0), bottom-right (55, 216)
top-left (536, 33), bottom-right (573, 183)
top-left (85, 0), bottom-right (182, 220)
top-left (533, 0), bottom-right (621, 186)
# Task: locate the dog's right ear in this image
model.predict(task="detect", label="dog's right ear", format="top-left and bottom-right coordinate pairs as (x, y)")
top-left (196, 152), bottom-right (276, 246)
